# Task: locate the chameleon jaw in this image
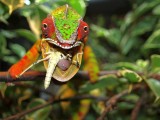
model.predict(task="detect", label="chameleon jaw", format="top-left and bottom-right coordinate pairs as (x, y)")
top-left (43, 38), bottom-right (82, 49)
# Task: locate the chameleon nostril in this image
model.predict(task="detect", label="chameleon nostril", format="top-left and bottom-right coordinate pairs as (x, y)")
top-left (43, 32), bottom-right (48, 38)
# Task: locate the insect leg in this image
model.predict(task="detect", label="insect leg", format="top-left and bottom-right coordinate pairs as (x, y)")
top-left (18, 56), bottom-right (50, 77)
top-left (72, 52), bottom-right (83, 68)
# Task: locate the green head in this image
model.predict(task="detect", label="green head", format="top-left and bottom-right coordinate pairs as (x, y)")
top-left (52, 4), bottom-right (81, 40)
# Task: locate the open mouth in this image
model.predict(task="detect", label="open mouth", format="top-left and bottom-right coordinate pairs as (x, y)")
top-left (43, 38), bottom-right (82, 49)
top-left (41, 37), bottom-right (84, 83)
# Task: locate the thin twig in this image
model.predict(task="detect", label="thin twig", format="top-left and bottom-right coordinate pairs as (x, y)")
top-left (3, 95), bottom-right (108, 120)
top-left (130, 94), bottom-right (146, 120)
top-left (3, 99), bottom-right (54, 120)
top-left (0, 70), bottom-right (117, 83)
top-left (97, 84), bottom-right (143, 120)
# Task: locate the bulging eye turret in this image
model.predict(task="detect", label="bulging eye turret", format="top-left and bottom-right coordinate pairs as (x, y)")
top-left (43, 23), bottom-right (48, 29)
top-left (83, 26), bottom-right (88, 32)
top-left (41, 16), bottom-right (55, 38)
top-left (77, 20), bottom-right (89, 41)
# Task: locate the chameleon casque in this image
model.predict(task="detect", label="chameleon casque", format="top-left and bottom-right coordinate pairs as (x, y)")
top-left (8, 4), bottom-right (89, 89)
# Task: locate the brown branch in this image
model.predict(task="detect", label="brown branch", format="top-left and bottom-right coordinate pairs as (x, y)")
top-left (3, 98), bottom-right (54, 120)
top-left (0, 70), bottom-right (117, 82)
top-left (97, 84), bottom-right (143, 120)
top-left (130, 94), bottom-right (146, 120)
top-left (0, 70), bottom-right (160, 83)
top-left (0, 71), bottom-right (46, 82)
top-left (3, 95), bottom-right (108, 120)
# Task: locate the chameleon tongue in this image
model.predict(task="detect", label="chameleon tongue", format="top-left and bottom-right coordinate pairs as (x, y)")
top-left (44, 51), bottom-right (63, 89)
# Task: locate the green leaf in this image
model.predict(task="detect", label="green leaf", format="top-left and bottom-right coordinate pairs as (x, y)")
top-left (136, 59), bottom-right (149, 69)
top-left (121, 37), bottom-right (140, 55)
top-left (151, 54), bottom-right (160, 72)
top-left (67, 0), bottom-right (86, 17)
top-left (79, 75), bottom-right (119, 93)
top-left (0, 3), bottom-right (10, 24)
top-left (119, 69), bottom-right (142, 83)
top-left (116, 94), bottom-right (139, 110)
top-left (9, 43), bottom-right (26, 58)
top-left (0, 33), bottom-right (11, 56)
top-left (123, 94), bottom-right (139, 102)
top-left (116, 62), bottom-right (139, 71)
top-left (152, 4), bottom-right (160, 15)
top-left (26, 98), bottom-right (52, 120)
top-left (15, 29), bottom-right (37, 43)
top-left (1, 29), bottom-right (17, 39)
top-left (146, 78), bottom-right (160, 100)
top-left (0, 82), bottom-right (7, 98)
top-left (117, 102), bottom-right (135, 110)
top-left (121, 0), bottom-right (160, 32)
top-left (143, 29), bottom-right (160, 49)
top-left (91, 24), bottom-right (121, 46)
top-left (131, 16), bottom-right (156, 37)
top-left (3, 55), bottom-right (19, 64)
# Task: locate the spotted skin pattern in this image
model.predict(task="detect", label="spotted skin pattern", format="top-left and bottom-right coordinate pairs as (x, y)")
top-left (52, 5), bottom-right (81, 40)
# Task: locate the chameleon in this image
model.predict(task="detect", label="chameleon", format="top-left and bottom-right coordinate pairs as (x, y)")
top-left (8, 4), bottom-right (89, 89)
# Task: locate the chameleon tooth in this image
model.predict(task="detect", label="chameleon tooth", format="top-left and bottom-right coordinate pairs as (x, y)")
top-left (65, 46), bottom-right (69, 49)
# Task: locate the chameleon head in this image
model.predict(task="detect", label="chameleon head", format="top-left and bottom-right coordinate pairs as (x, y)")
top-left (41, 4), bottom-right (89, 49)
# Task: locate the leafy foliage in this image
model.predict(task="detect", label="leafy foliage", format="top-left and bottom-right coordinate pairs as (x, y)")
top-left (1, 0), bottom-right (160, 120)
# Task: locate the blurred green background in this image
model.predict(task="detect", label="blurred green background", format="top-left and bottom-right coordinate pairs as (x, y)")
top-left (1, 0), bottom-right (160, 120)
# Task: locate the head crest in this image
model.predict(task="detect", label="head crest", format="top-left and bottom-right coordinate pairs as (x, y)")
top-left (51, 4), bottom-right (82, 40)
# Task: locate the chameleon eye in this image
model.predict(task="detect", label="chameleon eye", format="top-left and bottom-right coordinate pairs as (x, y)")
top-left (43, 23), bottom-right (48, 29)
top-left (84, 26), bottom-right (88, 32)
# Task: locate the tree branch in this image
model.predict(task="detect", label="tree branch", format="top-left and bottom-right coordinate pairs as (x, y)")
top-left (97, 84), bottom-right (143, 120)
top-left (0, 70), bottom-right (118, 82)
top-left (3, 95), bottom-right (108, 120)
top-left (0, 70), bottom-right (160, 83)
top-left (130, 94), bottom-right (146, 120)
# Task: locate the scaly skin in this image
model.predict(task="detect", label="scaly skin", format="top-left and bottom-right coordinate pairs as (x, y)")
top-left (8, 4), bottom-right (89, 86)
